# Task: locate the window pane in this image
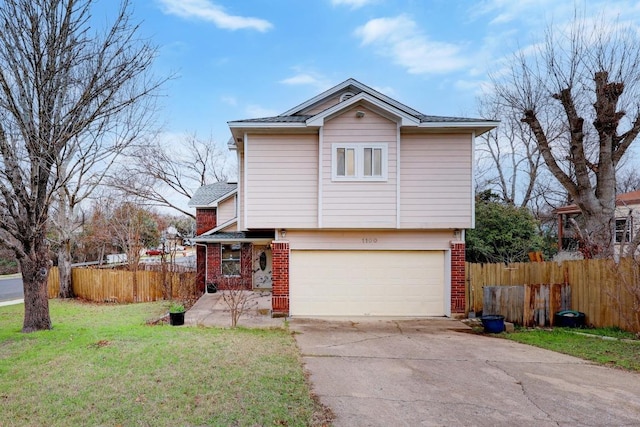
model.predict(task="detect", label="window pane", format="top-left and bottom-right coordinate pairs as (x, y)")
top-left (346, 148), bottom-right (355, 176)
top-left (337, 148), bottom-right (345, 176)
top-left (364, 148), bottom-right (372, 176)
top-left (222, 243), bottom-right (241, 276)
top-left (615, 219), bottom-right (632, 243)
top-left (373, 148), bottom-right (382, 176)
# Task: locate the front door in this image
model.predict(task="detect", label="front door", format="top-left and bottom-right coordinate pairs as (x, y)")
top-left (252, 245), bottom-right (272, 289)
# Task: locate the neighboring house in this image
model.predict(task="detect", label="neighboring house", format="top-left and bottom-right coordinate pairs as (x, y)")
top-left (556, 190), bottom-right (640, 255)
top-left (190, 79), bottom-right (497, 318)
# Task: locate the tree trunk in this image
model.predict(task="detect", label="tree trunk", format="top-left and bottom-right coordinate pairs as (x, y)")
top-left (57, 239), bottom-right (74, 298)
top-left (20, 241), bottom-right (52, 333)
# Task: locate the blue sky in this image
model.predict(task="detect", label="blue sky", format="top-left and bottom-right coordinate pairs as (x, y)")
top-left (92, 0), bottom-right (639, 147)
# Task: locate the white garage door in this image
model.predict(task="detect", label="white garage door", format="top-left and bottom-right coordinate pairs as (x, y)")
top-left (290, 250), bottom-right (445, 317)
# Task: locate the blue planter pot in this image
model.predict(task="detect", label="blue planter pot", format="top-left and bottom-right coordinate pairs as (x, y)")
top-left (481, 315), bottom-right (505, 333)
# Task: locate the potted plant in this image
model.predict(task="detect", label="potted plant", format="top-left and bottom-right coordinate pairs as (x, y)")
top-left (168, 302), bottom-right (185, 326)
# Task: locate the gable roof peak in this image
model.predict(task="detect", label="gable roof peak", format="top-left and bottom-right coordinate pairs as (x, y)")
top-left (281, 78), bottom-right (423, 118)
top-left (188, 182), bottom-right (237, 208)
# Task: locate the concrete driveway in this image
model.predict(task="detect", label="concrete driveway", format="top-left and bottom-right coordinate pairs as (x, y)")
top-left (290, 318), bottom-right (640, 427)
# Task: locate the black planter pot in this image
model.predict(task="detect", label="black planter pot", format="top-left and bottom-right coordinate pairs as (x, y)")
top-left (169, 311), bottom-right (185, 326)
top-left (554, 310), bottom-right (585, 328)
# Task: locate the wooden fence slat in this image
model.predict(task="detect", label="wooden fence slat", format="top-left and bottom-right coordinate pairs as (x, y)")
top-left (48, 267), bottom-right (196, 303)
top-left (467, 259), bottom-right (639, 331)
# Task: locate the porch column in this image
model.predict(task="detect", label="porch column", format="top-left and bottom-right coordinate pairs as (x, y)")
top-left (450, 241), bottom-right (466, 316)
top-left (271, 241), bottom-right (290, 317)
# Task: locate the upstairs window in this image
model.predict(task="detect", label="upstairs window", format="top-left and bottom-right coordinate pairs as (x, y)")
top-left (332, 143), bottom-right (387, 181)
top-left (615, 218), bottom-right (633, 243)
top-left (221, 243), bottom-right (241, 276)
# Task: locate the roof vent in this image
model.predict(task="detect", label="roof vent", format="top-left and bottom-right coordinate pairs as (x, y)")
top-left (339, 91), bottom-right (355, 102)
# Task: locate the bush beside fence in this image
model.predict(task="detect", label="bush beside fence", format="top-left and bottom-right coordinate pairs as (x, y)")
top-left (48, 266), bottom-right (198, 303)
top-left (467, 259), bottom-right (640, 331)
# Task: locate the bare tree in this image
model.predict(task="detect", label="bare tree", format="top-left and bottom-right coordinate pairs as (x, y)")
top-left (0, 0), bottom-right (163, 332)
top-left (476, 95), bottom-right (544, 207)
top-left (110, 133), bottom-right (233, 218)
top-left (492, 13), bottom-right (640, 258)
top-left (617, 168), bottom-right (640, 194)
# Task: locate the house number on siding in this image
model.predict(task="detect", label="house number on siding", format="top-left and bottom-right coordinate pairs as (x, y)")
top-left (362, 238), bottom-right (378, 244)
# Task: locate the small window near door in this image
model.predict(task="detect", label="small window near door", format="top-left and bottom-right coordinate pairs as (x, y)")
top-left (221, 243), bottom-right (241, 276)
top-left (615, 218), bottom-right (633, 243)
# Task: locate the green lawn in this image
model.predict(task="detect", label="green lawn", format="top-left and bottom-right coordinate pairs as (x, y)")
top-left (504, 327), bottom-right (640, 372)
top-left (0, 300), bottom-right (329, 426)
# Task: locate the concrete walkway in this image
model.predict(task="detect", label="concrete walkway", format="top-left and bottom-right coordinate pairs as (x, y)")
top-left (0, 298), bottom-right (23, 307)
top-left (184, 291), bottom-right (286, 328)
top-left (290, 318), bottom-right (640, 427)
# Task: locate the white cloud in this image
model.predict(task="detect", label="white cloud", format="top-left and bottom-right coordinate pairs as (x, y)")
top-left (245, 105), bottom-right (279, 118)
top-left (157, 0), bottom-right (273, 32)
top-left (331, 0), bottom-right (376, 10)
top-left (280, 74), bottom-right (319, 86)
top-left (454, 79), bottom-right (492, 96)
top-left (279, 70), bottom-right (333, 91)
top-left (220, 96), bottom-right (237, 106)
top-left (354, 15), bottom-right (470, 75)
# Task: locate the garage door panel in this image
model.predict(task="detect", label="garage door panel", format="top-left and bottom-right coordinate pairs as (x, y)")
top-left (290, 250), bottom-right (444, 317)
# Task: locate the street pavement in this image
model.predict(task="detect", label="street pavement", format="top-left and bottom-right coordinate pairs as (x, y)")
top-left (0, 275), bottom-right (22, 304)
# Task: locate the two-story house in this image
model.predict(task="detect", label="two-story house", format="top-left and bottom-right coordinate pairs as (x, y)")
top-left (190, 79), bottom-right (497, 318)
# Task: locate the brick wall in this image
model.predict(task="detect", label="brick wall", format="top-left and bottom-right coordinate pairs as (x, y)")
top-left (450, 242), bottom-right (466, 315)
top-left (204, 242), bottom-right (252, 291)
top-left (271, 241), bottom-right (290, 317)
top-left (196, 245), bottom-right (206, 293)
top-left (196, 208), bottom-right (217, 235)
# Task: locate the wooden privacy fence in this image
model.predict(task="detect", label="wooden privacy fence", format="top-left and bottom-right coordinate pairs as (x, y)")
top-left (483, 284), bottom-right (571, 327)
top-left (467, 259), bottom-right (640, 331)
top-left (48, 267), bottom-right (198, 303)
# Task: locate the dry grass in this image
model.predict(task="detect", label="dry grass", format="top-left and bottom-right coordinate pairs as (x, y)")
top-left (0, 300), bottom-right (330, 426)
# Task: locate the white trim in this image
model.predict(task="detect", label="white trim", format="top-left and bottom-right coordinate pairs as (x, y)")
top-left (282, 78), bottom-right (424, 117)
top-left (243, 133), bottom-right (248, 230)
top-left (229, 122), bottom-right (306, 129)
top-left (396, 123), bottom-right (401, 229)
top-left (236, 150), bottom-right (242, 230)
top-left (471, 131), bottom-right (476, 228)
top-left (331, 143), bottom-right (388, 182)
top-left (193, 237), bottom-right (272, 244)
top-left (202, 218), bottom-right (238, 235)
top-left (306, 92), bottom-right (420, 127)
top-left (318, 126), bottom-right (323, 228)
top-left (417, 121), bottom-right (497, 137)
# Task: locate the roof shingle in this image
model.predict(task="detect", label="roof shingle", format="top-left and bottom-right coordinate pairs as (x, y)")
top-left (188, 182), bottom-right (237, 207)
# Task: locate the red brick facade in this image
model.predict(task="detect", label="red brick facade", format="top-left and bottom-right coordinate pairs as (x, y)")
top-left (196, 208), bottom-right (217, 235)
top-left (271, 241), bottom-right (290, 317)
top-left (196, 245), bottom-right (206, 293)
top-left (450, 242), bottom-right (466, 315)
top-left (204, 242), bottom-right (252, 291)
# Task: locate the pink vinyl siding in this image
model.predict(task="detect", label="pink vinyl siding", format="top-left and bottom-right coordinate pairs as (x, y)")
top-left (287, 229), bottom-right (455, 250)
top-left (245, 134), bottom-right (318, 228)
top-left (400, 133), bottom-right (473, 229)
top-left (219, 222), bottom-right (238, 232)
top-left (321, 106), bottom-right (397, 228)
top-left (217, 196), bottom-right (236, 225)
